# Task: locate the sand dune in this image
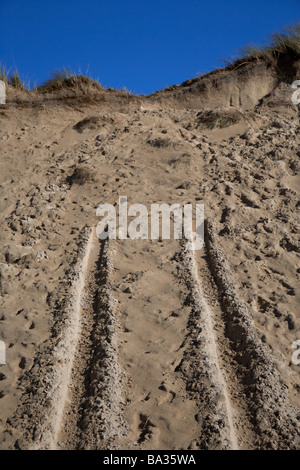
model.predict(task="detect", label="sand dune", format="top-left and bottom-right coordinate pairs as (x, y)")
top-left (0, 59), bottom-right (299, 450)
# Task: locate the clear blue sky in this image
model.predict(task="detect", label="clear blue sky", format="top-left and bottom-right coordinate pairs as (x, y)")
top-left (0, 0), bottom-right (299, 94)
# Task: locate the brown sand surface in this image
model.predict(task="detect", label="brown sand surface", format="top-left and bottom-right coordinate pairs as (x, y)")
top-left (0, 61), bottom-right (299, 449)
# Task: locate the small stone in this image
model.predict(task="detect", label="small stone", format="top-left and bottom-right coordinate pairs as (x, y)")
top-left (176, 181), bottom-right (192, 190)
top-left (123, 286), bottom-right (132, 294)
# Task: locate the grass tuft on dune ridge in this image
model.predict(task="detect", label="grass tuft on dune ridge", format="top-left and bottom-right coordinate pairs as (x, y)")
top-left (224, 23), bottom-right (300, 73)
top-left (245, 23), bottom-right (300, 58)
top-left (0, 64), bottom-right (26, 89)
top-left (38, 68), bottom-right (102, 93)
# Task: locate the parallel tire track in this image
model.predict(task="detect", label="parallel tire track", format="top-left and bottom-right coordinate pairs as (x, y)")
top-left (24, 229), bottom-right (93, 450)
top-left (181, 240), bottom-right (239, 450)
top-left (204, 219), bottom-right (300, 450)
top-left (8, 228), bottom-right (127, 450)
top-left (9, 226), bottom-right (299, 450)
top-left (60, 236), bottom-right (127, 450)
top-left (31, 227), bottom-right (95, 449)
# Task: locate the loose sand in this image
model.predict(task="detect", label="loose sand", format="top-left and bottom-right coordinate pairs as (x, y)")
top-left (0, 61), bottom-right (299, 449)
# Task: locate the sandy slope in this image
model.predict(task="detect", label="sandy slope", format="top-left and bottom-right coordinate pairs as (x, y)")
top-left (0, 63), bottom-right (299, 449)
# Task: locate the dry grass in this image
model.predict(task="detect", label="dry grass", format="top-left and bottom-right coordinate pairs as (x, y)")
top-left (211, 116), bottom-right (237, 129)
top-left (73, 113), bottom-right (114, 133)
top-left (0, 64), bottom-right (8, 82)
top-left (247, 24), bottom-right (300, 57)
top-left (2, 23), bottom-right (299, 105)
top-left (8, 72), bottom-right (26, 90)
top-left (73, 116), bottom-right (102, 133)
top-left (224, 23), bottom-right (300, 72)
top-left (168, 153), bottom-right (192, 168)
top-left (147, 137), bottom-right (171, 148)
top-left (38, 68), bottom-right (102, 94)
top-left (66, 166), bottom-right (96, 186)
top-left (196, 110), bottom-right (239, 130)
top-left (0, 64), bottom-right (26, 89)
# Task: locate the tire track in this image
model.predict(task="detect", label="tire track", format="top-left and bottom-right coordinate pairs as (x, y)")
top-left (204, 219), bottom-right (300, 450)
top-left (182, 240), bottom-right (239, 450)
top-left (91, 238), bottom-right (243, 450)
top-left (58, 233), bottom-right (127, 450)
top-left (189, 246), bottom-right (258, 449)
top-left (56, 235), bottom-right (250, 450)
top-left (14, 228), bottom-right (126, 450)
top-left (31, 227), bottom-right (96, 449)
top-left (10, 226), bottom-right (299, 450)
